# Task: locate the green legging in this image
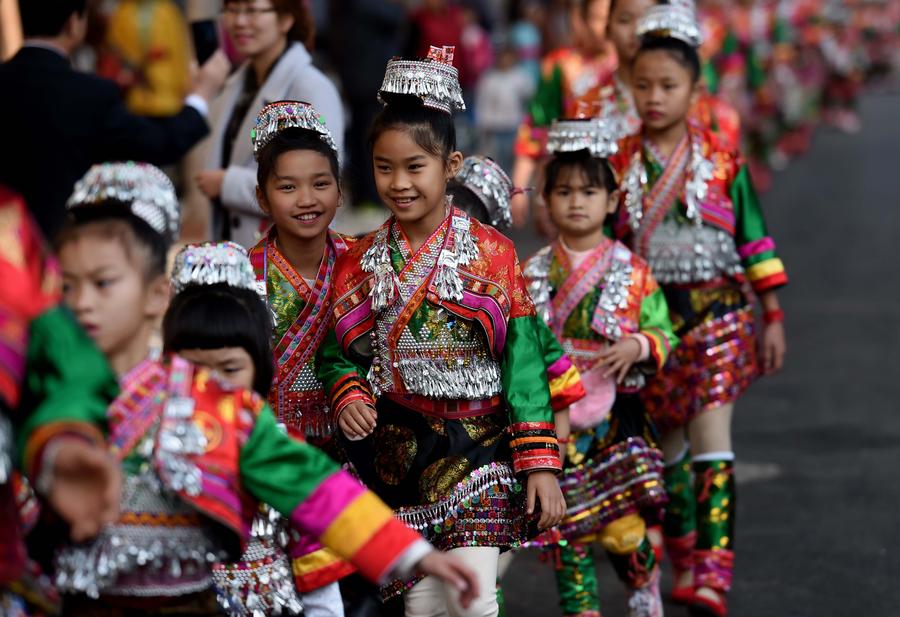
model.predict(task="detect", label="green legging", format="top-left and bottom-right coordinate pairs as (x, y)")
top-left (553, 536), bottom-right (657, 616)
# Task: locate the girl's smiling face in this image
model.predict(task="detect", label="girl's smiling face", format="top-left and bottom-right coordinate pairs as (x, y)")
top-left (257, 148), bottom-right (340, 243)
top-left (372, 127), bottom-right (462, 234)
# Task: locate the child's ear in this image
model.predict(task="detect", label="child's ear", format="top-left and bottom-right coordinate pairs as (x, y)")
top-left (607, 189), bottom-right (620, 215)
top-left (446, 151), bottom-right (464, 179)
top-left (256, 185), bottom-right (271, 216)
top-left (145, 273), bottom-right (171, 320)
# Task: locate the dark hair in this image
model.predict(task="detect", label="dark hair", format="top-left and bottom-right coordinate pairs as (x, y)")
top-left (542, 151), bottom-right (618, 197)
top-left (54, 204), bottom-right (168, 279)
top-left (19, 0), bottom-right (87, 38)
top-left (368, 94), bottom-right (457, 161)
top-left (223, 0), bottom-right (314, 48)
top-left (446, 181), bottom-right (492, 227)
top-left (163, 284), bottom-right (275, 396)
top-left (256, 127), bottom-right (340, 189)
top-left (607, 0), bottom-right (663, 22)
top-left (635, 35), bottom-right (701, 82)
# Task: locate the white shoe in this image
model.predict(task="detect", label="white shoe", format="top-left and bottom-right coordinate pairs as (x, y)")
top-left (627, 569), bottom-right (663, 617)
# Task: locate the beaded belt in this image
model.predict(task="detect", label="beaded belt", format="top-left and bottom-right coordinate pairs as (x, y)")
top-left (384, 393), bottom-right (504, 419)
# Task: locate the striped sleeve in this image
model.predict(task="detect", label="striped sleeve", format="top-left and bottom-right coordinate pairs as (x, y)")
top-left (316, 329), bottom-right (376, 423)
top-left (731, 164), bottom-right (788, 293)
top-left (240, 407), bottom-right (420, 583)
top-left (638, 287), bottom-right (678, 371)
top-left (535, 319), bottom-right (585, 411)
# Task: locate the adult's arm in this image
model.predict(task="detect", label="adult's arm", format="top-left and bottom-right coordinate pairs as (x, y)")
top-left (94, 78), bottom-right (210, 166)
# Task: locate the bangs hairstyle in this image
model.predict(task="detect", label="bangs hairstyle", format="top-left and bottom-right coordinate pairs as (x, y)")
top-left (446, 180), bottom-right (493, 228)
top-left (635, 35), bottom-right (701, 82)
top-left (54, 203), bottom-right (168, 278)
top-left (163, 284), bottom-right (275, 396)
top-left (543, 151), bottom-right (619, 197)
top-left (256, 127), bottom-right (340, 189)
top-left (223, 0), bottom-right (314, 48)
top-left (368, 93), bottom-right (457, 161)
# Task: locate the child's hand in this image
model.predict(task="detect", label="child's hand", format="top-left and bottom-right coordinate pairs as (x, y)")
top-left (46, 440), bottom-right (122, 542)
top-left (338, 401), bottom-right (377, 439)
top-left (526, 470), bottom-right (566, 529)
top-left (597, 337), bottom-right (642, 383)
top-left (761, 321), bottom-right (786, 375)
top-left (415, 550), bottom-right (480, 609)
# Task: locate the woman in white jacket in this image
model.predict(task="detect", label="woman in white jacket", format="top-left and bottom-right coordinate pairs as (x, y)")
top-left (195, 0), bottom-right (344, 248)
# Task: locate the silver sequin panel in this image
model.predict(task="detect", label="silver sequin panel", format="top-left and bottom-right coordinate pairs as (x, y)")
top-left (646, 219), bottom-right (742, 284)
top-left (54, 469), bottom-right (228, 599)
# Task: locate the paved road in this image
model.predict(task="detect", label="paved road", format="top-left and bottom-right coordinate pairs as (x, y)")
top-left (500, 92), bottom-right (900, 617)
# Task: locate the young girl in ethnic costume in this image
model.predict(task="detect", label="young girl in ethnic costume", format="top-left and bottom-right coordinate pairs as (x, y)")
top-left (510, 0), bottom-right (618, 228)
top-left (522, 118), bottom-right (677, 617)
top-left (31, 162), bottom-right (478, 615)
top-left (577, 0), bottom-right (741, 153)
top-left (247, 100), bottom-right (359, 615)
top-left (448, 156), bottom-right (586, 424)
top-left (165, 241), bottom-right (304, 616)
top-left (317, 47), bottom-right (566, 617)
top-left (609, 4), bottom-right (788, 615)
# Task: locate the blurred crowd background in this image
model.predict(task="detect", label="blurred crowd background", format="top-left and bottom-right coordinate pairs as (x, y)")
top-left (0, 0), bottom-right (897, 242)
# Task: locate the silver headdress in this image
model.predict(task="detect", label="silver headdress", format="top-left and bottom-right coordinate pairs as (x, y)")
top-left (251, 100), bottom-right (337, 160)
top-left (455, 156), bottom-right (515, 229)
top-left (67, 161), bottom-right (180, 244)
top-left (171, 241), bottom-right (257, 295)
top-left (636, 0), bottom-right (703, 48)
top-left (378, 45), bottom-right (466, 114)
top-left (547, 117), bottom-right (620, 159)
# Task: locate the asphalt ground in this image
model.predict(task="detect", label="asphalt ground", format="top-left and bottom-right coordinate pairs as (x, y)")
top-left (499, 92), bottom-right (900, 617)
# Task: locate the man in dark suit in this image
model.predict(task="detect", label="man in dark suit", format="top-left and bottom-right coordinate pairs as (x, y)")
top-left (0, 0), bottom-right (229, 238)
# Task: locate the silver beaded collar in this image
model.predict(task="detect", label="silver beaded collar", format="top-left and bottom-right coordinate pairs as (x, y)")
top-left (621, 133), bottom-right (715, 233)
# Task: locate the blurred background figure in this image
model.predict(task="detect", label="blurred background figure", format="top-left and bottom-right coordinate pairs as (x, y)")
top-left (475, 44), bottom-right (535, 173)
top-left (98, 0), bottom-right (192, 117)
top-left (0, 0), bottom-right (226, 239)
top-left (192, 0), bottom-right (344, 248)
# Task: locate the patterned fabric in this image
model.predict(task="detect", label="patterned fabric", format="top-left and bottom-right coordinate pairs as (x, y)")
top-left (22, 355), bottom-right (423, 602)
top-left (663, 449), bottom-right (697, 572)
top-left (249, 229), bottom-right (352, 442)
top-left (523, 238), bottom-right (677, 392)
top-left (522, 239), bottom-right (674, 547)
top-left (640, 288), bottom-right (758, 433)
top-left (609, 125), bottom-right (788, 295)
top-left (319, 209), bottom-right (560, 474)
top-left (554, 543), bottom-right (600, 617)
top-left (693, 459), bottom-right (735, 593)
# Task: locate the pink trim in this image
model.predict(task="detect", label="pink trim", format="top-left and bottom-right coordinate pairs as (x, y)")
top-left (334, 296), bottom-right (372, 346)
top-left (737, 236), bottom-right (776, 259)
top-left (289, 471), bottom-right (367, 538)
top-left (459, 289), bottom-right (508, 355)
top-left (546, 355), bottom-right (573, 380)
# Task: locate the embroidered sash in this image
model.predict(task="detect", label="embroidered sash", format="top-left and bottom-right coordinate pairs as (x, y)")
top-left (633, 134), bottom-right (691, 256)
top-left (549, 238), bottom-right (614, 340)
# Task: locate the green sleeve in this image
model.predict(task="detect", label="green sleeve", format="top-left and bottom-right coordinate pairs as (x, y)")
top-left (16, 306), bottom-right (119, 466)
top-left (502, 316), bottom-right (554, 425)
top-left (503, 316), bottom-right (561, 473)
top-left (316, 329), bottom-right (368, 396)
top-left (731, 164), bottom-right (788, 290)
top-left (731, 164), bottom-right (772, 261)
top-left (535, 317), bottom-right (565, 369)
top-left (527, 64), bottom-right (564, 128)
top-left (239, 404), bottom-right (340, 515)
top-left (638, 288), bottom-right (678, 370)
